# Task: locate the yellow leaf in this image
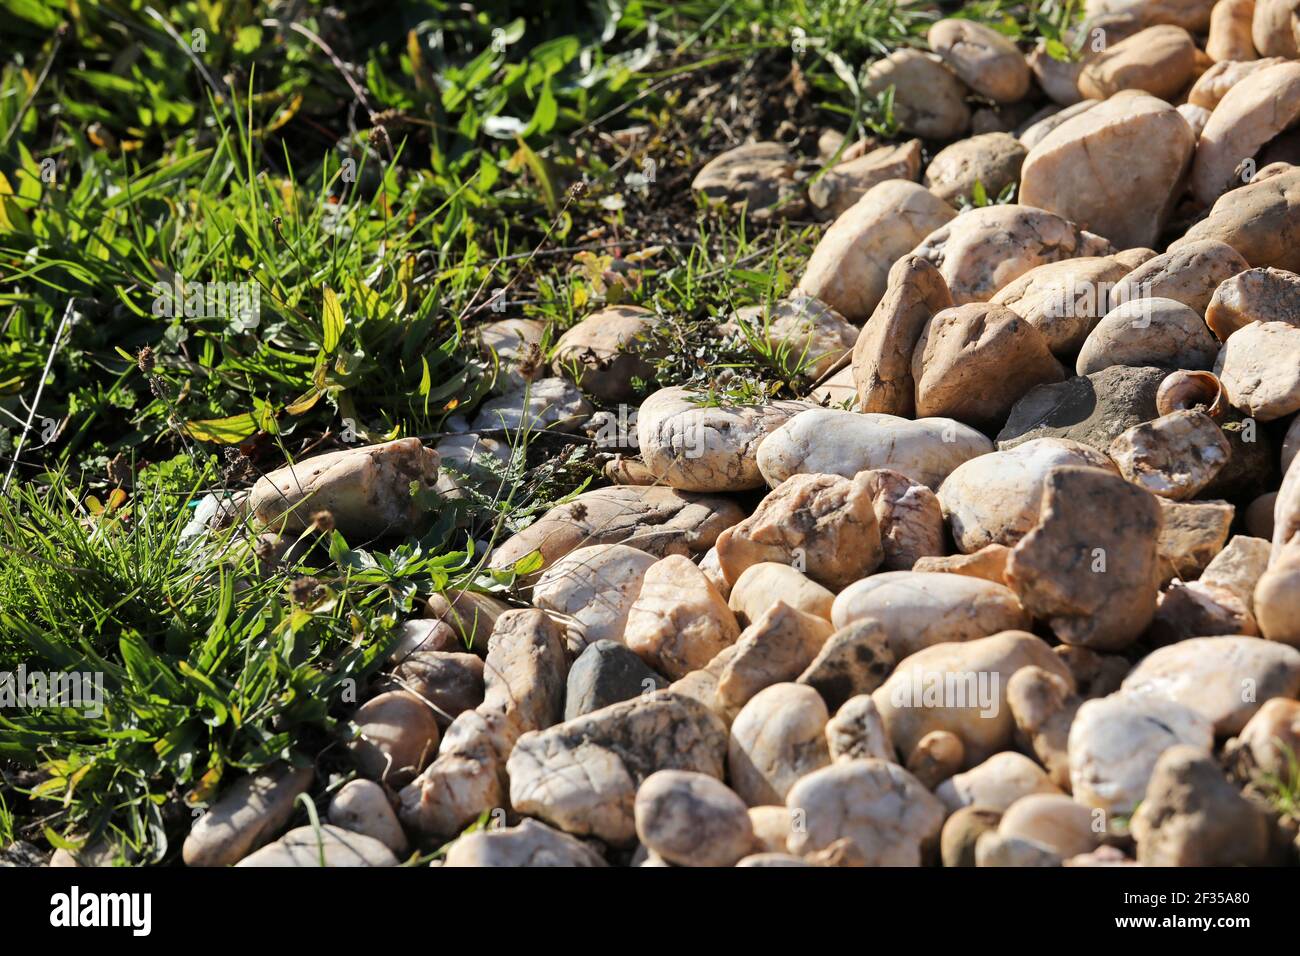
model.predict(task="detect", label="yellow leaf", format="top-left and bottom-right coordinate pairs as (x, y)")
top-left (265, 92), bottom-right (304, 134)
top-left (184, 413), bottom-right (259, 444)
top-left (322, 286), bottom-right (344, 352)
top-left (285, 389), bottom-right (323, 415)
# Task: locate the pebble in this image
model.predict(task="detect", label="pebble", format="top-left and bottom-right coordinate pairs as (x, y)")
top-left (552, 305), bottom-right (663, 404)
top-left (637, 386), bottom-right (809, 492)
top-left (715, 471), bottom-right (882, 591)
top-left (873, 631), bottom-right (1073, 769)
top-left (716, 601), bottom-right (834, 714)
top-left (1121, 635), bottom-right (1300, 735)
top-left (832, 571), bottom-right (1030, 659)
top-left (851, 254), bottom-right (954, 417)
top-left (798, 181), bottom-right (957, 323)
top-left (759, 408), bottom-right (992, 491)
top-left (349, 691), bottom-right (440, 786)
top-left (182, 763), bottom-right (314, 867)
top-left (911, 204), bottom-right (1112, 305)
top-left (532, 544), bottom-right (657, 652)
top-left (634, 770), bottom-right (754, 866)
top-left (445, 818), bottom-right (608, 867)
top-left (1021, 91), bottom-right (1195, 249)
top-left (997, 364), bottom-right (1164, 454)
top-left (727, 562), bottom-right (834, 625)
top-left (863, 50), bottom-right (971, 140)
top-left (623, 554), bottom-right (739, 680)
top-left (998, 793), bottom-right (1101, 858)
top-left (1132, 745), bottom-right (1271, 866)
top-left (488, 485), bottom-right (743, 579)
top-left (786, 760), bottom-right (944, 865)
top-left (913, 303), bottom-right (1065, 430)
top-left (692, 142), bottom-right (801, 217)
top-left (861, 468), bottom-right (946, 571)
top-left (797, 619), bottom-right (895, 711)
top-left (1068, 692), bottom-right (1214, 817)
top-left (941, 806), bottom-right (1002, 867)
top-left (470, 377), bottom-right (592, 433)
top-left (507, 693), bottom-right (728, 845)
top-left (1006, 465), bottom-right (1162, 650)
top-left (564, 639), bottom-right (668, 720)
top-left (327, 780), bottom-right (409, 857)
top-left (825, 694), bottom-right (895, 763)
top-left (938, 438), bottom-right (1116, 553)
top-left (248, 438), bottom-right (439, 538)
top-left (936, 751), bottom-right (1062, 814)
top-left (728, 683), bottom-right (831, 805)
top-left (234, 825), bottom-right (398, 867)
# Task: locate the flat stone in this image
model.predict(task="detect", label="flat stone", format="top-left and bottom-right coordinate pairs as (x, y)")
top-left (1121, 635), bottom-right (1300, 735)
top-left (997, 365), bottom-right (1166, 454)
top-left (183, 763), bottom-right (315, 867)
top-left (488, 485), bottom-right (744, 579)
top-left (234, 824), bottom-right (398, 867)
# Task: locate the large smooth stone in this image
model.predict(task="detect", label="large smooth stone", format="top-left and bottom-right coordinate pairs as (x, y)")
top-left (756, 408), bottom-right (992, 491)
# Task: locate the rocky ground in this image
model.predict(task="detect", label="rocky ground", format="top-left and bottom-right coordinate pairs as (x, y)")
top-left (9, 0), bottom-right (1300, 869)
top-left (97, 3), bottom-right (1300, 869)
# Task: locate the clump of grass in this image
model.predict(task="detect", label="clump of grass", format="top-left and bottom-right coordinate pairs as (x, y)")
top-left (1255, 741), bottom-right (1300, 819)
top-left (0, 456), bottom-right (497, 860)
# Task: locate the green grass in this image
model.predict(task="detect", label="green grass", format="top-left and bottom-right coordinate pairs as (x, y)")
top-left (0, 0), bottom-right (1070, 862)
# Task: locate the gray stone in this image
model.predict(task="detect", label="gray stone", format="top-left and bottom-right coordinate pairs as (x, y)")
top-left (565, 639), bottom-right (668, 720)
top-left (997, 365), bottom-right (1165, 454)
